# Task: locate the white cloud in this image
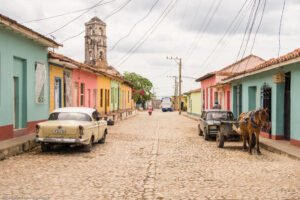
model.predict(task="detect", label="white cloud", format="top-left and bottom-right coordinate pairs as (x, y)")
top-left (0, 0), bottom-right (299, 97)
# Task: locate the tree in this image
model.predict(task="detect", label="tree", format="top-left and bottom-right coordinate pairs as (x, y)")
top-left (123, 72), bottom-right (153, 108)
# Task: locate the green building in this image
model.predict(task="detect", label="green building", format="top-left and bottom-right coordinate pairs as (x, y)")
top-left (184, 88), bottom-right (202, 117)
top-left (0, 14), bottom-right (60, 141)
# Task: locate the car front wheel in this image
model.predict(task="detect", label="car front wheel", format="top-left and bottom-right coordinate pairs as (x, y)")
top-left (99, 130), bottom-right (107, 144)
top-left (198, 124), bottom-right (203, 136)
top-left (204, 128), bottom-right (209, 140)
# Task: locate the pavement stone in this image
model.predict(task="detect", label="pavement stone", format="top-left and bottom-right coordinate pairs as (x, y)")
top-left (0, 111), bottom-right (299, 200)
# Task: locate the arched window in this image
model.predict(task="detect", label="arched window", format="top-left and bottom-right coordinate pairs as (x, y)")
top-left (89, 52), bottom-right (93, 61)
top-left (99, 28), bottom-right (103, 35)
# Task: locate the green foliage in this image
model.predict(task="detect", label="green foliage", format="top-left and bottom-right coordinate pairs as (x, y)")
top-left (123, 72), bottom-right (153, 105)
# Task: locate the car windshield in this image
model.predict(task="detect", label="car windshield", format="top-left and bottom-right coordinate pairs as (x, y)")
top-left (48, 112), bottom-right (92, 121)
top-left (206, 112), bottom-right (234, 121)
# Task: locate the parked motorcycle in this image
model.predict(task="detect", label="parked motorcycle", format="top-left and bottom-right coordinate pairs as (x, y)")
top-left (148, 107), bottom-right (152, 116)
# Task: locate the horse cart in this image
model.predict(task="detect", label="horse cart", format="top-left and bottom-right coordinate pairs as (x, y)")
top-left (216, 121), bottom-right (241, 148)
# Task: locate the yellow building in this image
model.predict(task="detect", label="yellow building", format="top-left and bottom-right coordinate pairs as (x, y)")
top-left (48, 63), bottom-right (73, 113)
top-left (121, 83), bottom-right (132, 110)
top-left (97, 75), bottom-right (111, 114)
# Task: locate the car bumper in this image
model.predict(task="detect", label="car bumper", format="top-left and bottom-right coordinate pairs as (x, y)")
top-left (35, 138), bottom-right (88, 144)
top-left (208, 131), bottom-right (218, 135)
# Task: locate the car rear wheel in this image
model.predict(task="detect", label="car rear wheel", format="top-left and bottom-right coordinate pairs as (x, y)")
top-left (99, 130), bottom-right (107, 144)
top-left (204, 128), bottom-right (209, 140)
top-left (41, 143), bottom-right (51, 152)
top-left (198, 124), bottom-right (203, 136)
top-left (216, 132), bottom-right (224, 148)
top-left (83, 138), bottom-right (93, 152)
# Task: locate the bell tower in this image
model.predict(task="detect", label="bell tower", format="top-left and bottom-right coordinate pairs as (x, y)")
top-left (84, 16), bottom-right (107, 67)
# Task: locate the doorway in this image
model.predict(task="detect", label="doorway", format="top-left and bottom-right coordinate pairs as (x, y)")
top-left (284, 72), bottom-right (291, 140)
top-left (261, 84), bottom-right (272, 134)
top-left (54, 77), bottom-right (62, 109)
top-left (74, 82), bottom-right (78, 107)
top-left (13, 58), bottom-right (27, 130)
top-left (105, 89), bottom-right (108, 114)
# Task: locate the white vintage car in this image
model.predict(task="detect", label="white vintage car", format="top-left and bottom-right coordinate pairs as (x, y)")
top-left (35, 107), bottom-right (108, 152)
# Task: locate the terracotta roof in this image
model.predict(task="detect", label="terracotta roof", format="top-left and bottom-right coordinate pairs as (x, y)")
top-left (48, 51), bottom-right (134, 87)
top-left (223, 48), bottom-right (300, 81)
top-left (184, 88), bottom-right (201, 95)
top-left (195, 72), bottom-right (216, 82)
top-left (218, 54), bottom-right (265, 72)
top-left (195, 54), bottom-right (264, 82)
top-left (0, 14), bottom-right (62, 48)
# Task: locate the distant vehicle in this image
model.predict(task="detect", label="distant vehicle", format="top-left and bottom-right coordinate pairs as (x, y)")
top-left (35, 107), bottom-right (108, 152)
top-left (161, 97), bottom-right (173, 112)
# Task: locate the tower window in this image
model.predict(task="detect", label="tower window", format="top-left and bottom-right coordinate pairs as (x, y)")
top-left (99, 52), bottom-right (103, 61)
top-left (99, 28), bottom-right (102, 35)
top-left (89, 53), bottom-right (92, 61)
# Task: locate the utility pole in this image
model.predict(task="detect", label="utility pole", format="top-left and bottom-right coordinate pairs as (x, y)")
top-left (166, 57), bottom-right (182, 115)
top-left (167, 75), bottom-right (178, 110)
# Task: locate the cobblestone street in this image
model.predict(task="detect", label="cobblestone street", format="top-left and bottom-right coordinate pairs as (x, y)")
top-left (0, 111), bottom-right (300, 200)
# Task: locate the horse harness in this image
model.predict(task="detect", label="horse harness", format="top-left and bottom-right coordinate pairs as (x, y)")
top-left (240, 111), bottom-right (260, 128)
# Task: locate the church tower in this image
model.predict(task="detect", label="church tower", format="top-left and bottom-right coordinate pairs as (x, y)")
top-left (84, 17), bottom-right (107, 67)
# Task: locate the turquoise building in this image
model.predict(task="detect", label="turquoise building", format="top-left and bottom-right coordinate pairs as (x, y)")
top-left (110, 79), bottom-right (121, 111)
top-left (0, 14), bottom-right (60, 141)
top-left (223, 48), bottom-right (300, 147)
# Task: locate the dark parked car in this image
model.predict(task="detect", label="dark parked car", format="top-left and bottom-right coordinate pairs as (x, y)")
top-left (198, 110), bottom-right (235, 140)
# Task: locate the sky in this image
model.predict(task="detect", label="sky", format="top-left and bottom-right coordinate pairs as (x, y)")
top-left (1, 0), bottom-right (300, 98)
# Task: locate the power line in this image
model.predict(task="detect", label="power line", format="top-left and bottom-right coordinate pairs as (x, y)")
top-left (278, 0), bottom-right (286, 57)
top-left (185, 0), bottom-right (223, 62)
top-left (46, 0), bottom-right (106, 36)
top-left (109, 0), bottom-right (161, 51)
top-left (21, 0), bottom-right (117, 24)
top-left (113, 0), bottom-right (178, 68)
top-left (60, 0), bottom-right (133, 43)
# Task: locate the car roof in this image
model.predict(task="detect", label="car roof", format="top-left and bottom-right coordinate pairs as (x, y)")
top-left (51, 107), bottom-right (96, 116)
top-left (204, 109), bottom-right (232, 112)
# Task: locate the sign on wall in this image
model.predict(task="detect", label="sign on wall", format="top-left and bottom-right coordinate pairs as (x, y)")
top-left (35, 62), bottom-right (47, 104)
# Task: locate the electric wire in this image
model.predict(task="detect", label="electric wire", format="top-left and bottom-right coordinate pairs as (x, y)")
top-left (46, 0), bottom-right (106, 36)
top-left (109, 0), bottom-right (161, 51)
top-left (113, 0), bottom-right (178, 68)
top-left (278, 0), bottom-right (286, 57)
top-left (21, 0), bottom-right (117, 24)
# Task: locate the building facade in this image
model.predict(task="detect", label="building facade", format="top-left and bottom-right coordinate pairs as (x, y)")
top-left (223, 48), bottom-right (300, 147)
top-left (184, 88), bottom-right (202, 116)
top-left (0, 14), bottom-right (60, 141)
top-left (196, 55), bottom-right (264, 111)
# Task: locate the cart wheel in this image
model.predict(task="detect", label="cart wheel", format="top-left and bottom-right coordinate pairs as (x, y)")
top-left (198, 124), bottom-right (203, 136)
top-left (216, 132), bottom-right (224, 148)
top-left (204, 128), bottom-right (209, 140)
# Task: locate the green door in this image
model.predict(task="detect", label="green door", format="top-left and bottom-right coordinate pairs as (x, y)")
top-left (13, 58), bottom-right (27, 129)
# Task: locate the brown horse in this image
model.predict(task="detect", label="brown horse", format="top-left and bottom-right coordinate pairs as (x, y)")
top-left (234, 108), bottom-right (269, 154)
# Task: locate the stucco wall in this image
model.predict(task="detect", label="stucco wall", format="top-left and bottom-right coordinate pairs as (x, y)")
top-left (201, 76), bottom-right (216, 110)
top-left (73, 69), bottom-right (98, 108)
top-left (97, 75), bottom-right (111, 113)
top-left (230, 61), bottom-right (300, 142)
top-left (190, 91), bottom-right (202, 115)
top-left (0, 26), bottom-right (49, 126)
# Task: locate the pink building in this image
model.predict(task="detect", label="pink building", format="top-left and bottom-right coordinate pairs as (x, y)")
top-left (73, 68), bottom-right (98, 108)
top-left (196, 55), bottom-right (265, 111)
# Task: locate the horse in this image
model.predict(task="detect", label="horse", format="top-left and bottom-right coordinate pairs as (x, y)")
top-left (233, 108), bottom-right (269, 154)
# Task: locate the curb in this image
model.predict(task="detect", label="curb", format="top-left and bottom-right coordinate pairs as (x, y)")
top-left (181, 113), bottom-right (300, 161)
top-left (0, 134), bottom-right (37, 161)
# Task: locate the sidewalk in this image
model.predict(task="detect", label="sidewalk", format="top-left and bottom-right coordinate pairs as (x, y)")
top-left (182, 113), bottom-right (300, 160)
top-left (0, 133), bottom-right (37, 160)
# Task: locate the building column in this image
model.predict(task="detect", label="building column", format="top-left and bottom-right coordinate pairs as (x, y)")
top-left (271, 83), bottom-right (285, 139)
